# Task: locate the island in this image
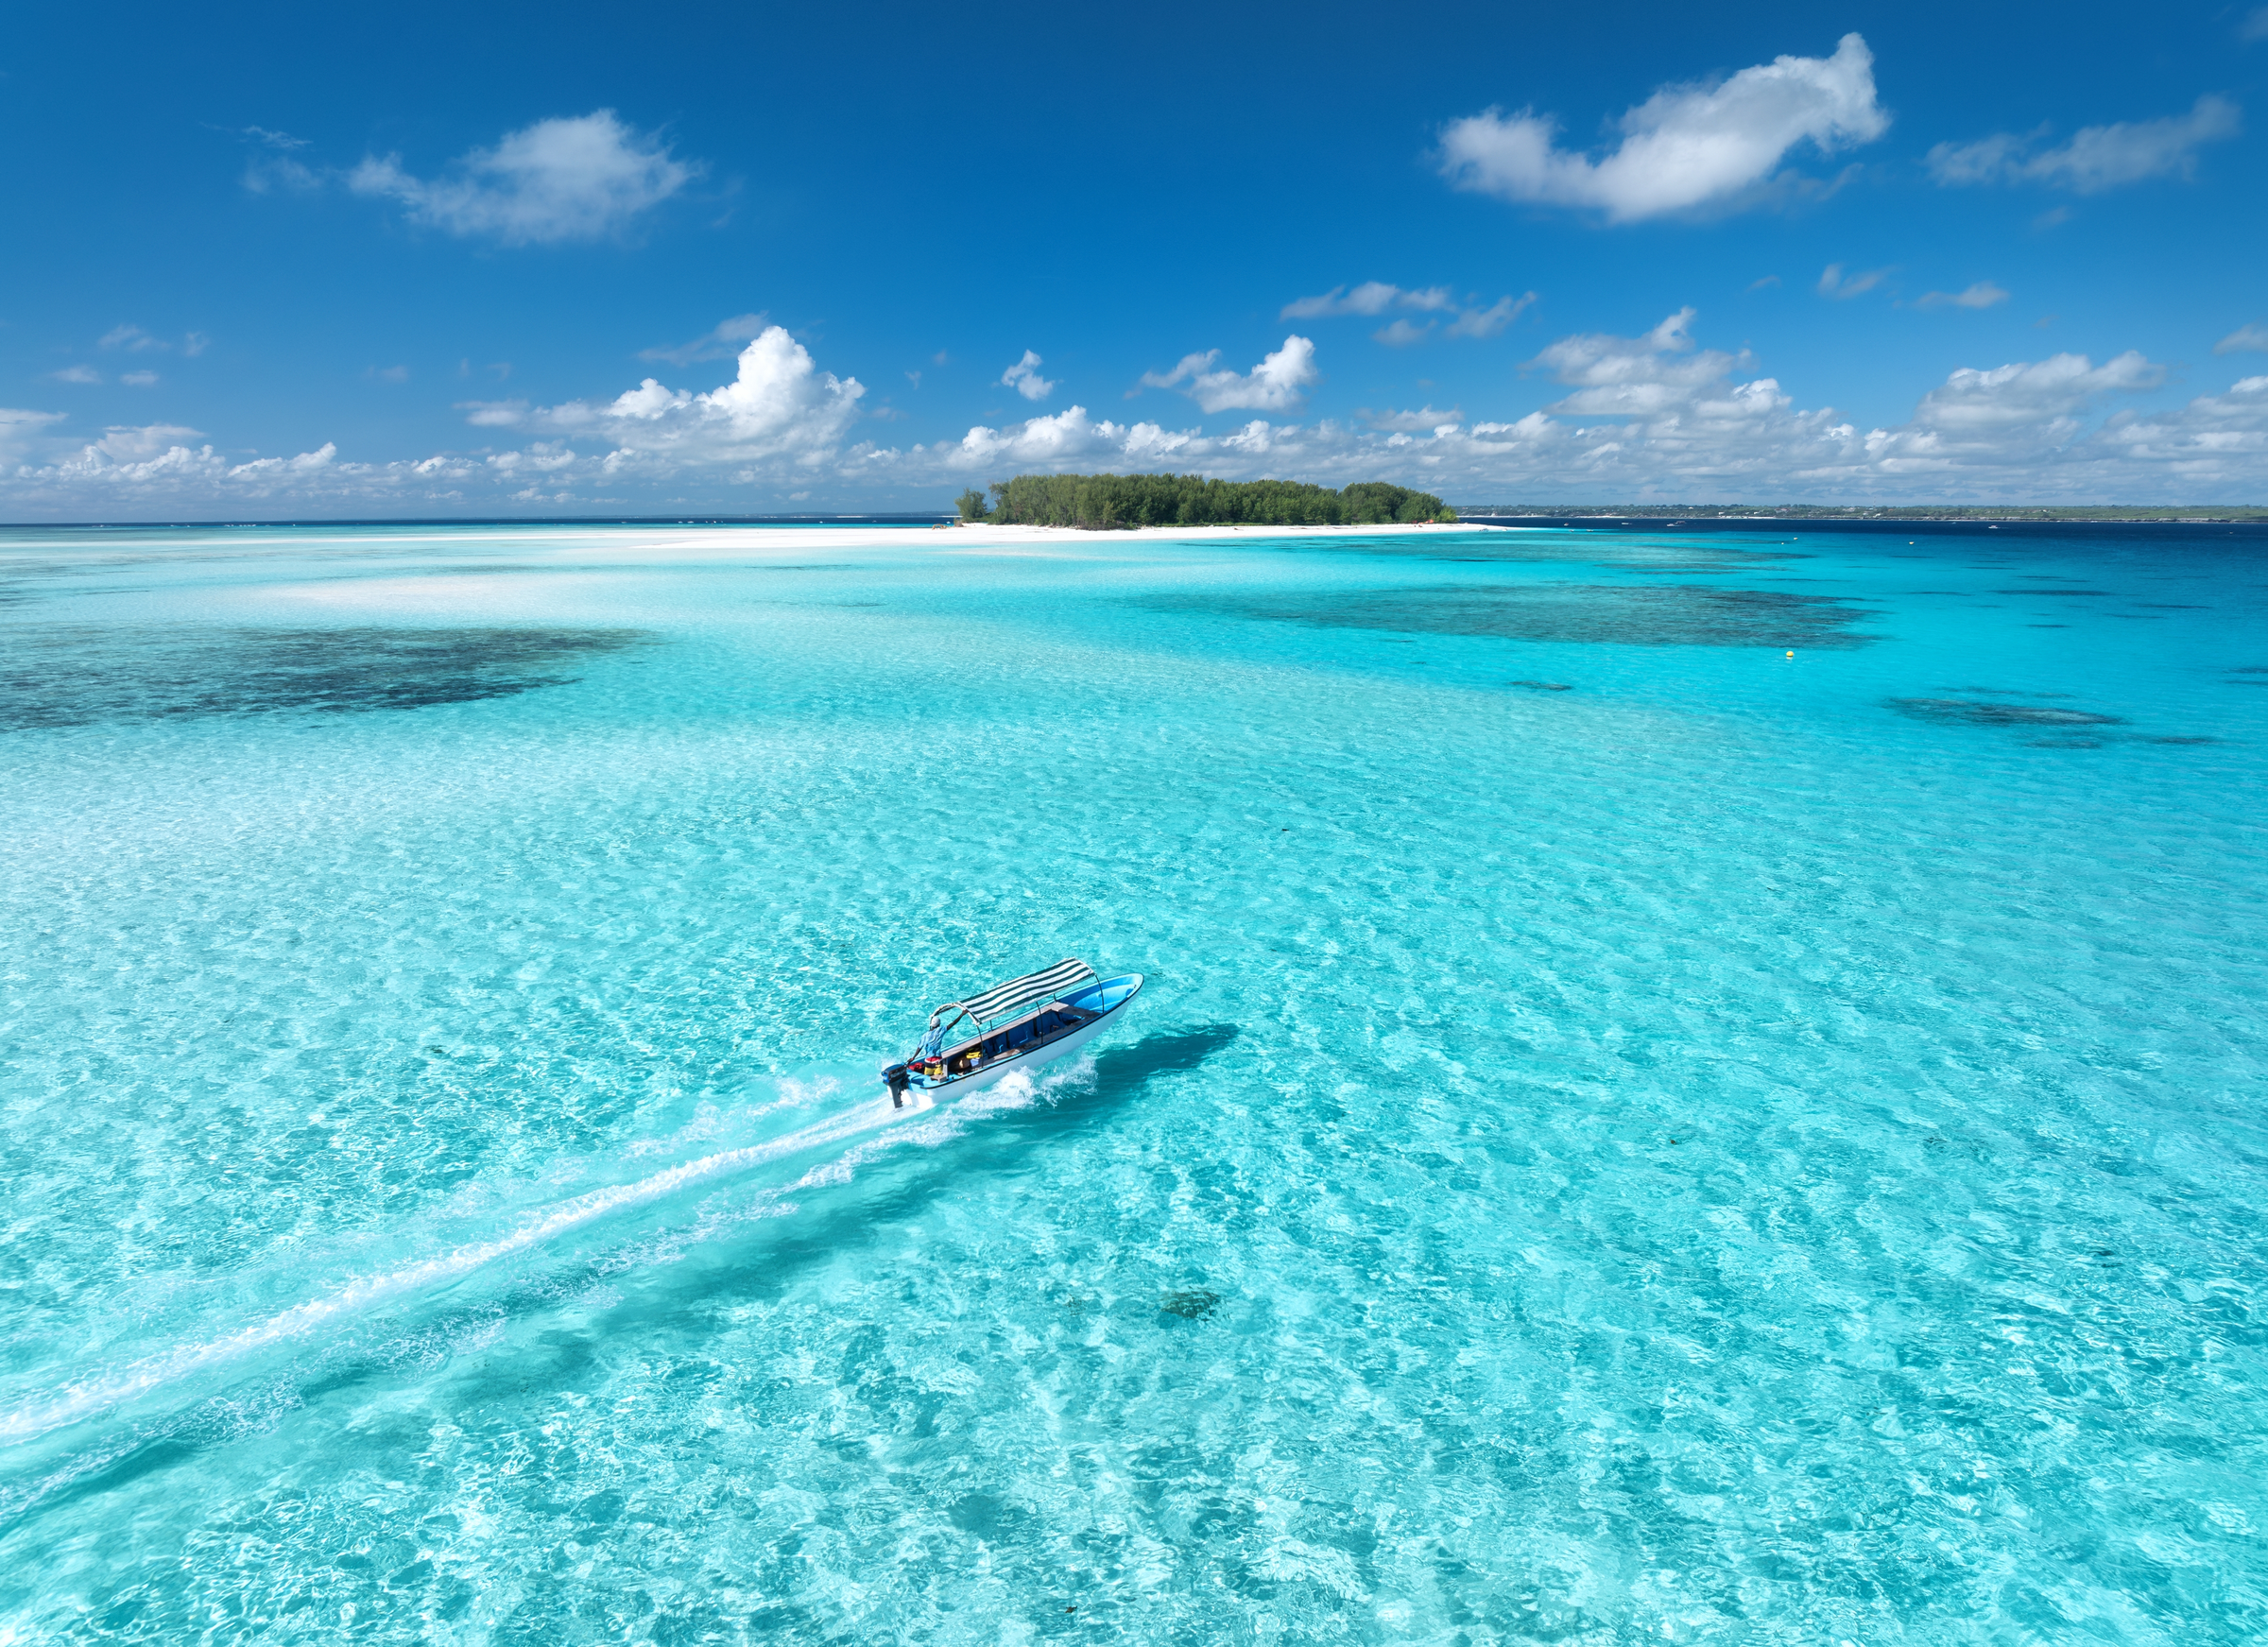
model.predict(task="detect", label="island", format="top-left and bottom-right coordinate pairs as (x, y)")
top-left (958, 474), bottom-right (1453, 528)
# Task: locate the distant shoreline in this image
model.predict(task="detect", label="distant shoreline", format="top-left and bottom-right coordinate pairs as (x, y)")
top-left (1456, 506), bottom-right (2267, 523)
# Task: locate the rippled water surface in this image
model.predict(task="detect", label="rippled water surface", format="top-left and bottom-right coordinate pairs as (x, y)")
top-left (3, 520), bottom-right (2265, 1644)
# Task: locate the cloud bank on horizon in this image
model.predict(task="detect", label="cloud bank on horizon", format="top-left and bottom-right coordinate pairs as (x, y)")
top-left (9, 313), bottom-right (2264, 513)
top-left (4, 10), bottom-right (2262, 517)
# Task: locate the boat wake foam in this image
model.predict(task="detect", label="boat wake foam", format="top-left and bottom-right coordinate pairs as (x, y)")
top-left (0, 1056), bottom-right (1092, 1463)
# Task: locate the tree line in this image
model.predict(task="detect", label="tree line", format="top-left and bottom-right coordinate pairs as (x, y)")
top-left (955, 473), bottom-right (1453, 528)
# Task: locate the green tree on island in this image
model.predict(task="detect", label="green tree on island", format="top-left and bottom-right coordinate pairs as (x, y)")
top-left (970, 472), bottom-right (1453, 529)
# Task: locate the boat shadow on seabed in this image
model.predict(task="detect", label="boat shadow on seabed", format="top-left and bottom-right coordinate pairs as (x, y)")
top-left (799, 1022), bottom-right (1244, 1242)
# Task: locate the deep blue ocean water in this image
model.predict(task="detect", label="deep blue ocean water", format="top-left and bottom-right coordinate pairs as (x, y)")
top-left (1, 520), bottom-right (2263, 1644)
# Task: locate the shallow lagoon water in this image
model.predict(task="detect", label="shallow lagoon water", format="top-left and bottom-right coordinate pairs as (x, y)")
top-left (2, 520), bottom-right (2265, 1644)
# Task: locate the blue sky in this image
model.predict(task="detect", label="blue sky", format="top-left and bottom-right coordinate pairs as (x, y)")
top-left (4, 0), bottom-right (2265, 517)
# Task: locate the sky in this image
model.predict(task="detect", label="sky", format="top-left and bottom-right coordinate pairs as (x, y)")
top-left (3, 0), bottom-right (2266, 519)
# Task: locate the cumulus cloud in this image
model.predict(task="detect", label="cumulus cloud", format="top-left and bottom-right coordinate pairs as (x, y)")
top-left (1916, 282), bottom-right (2010, 311)
top-left (1927, 96), bottom-right (2241, 193)
top-left (1001, 351), bottom-right (1056, 402)
top-left (0, 420), bottom-right (335, 504)
top-left (350, 111), bottom-right (697, 244)
top-left (1137, 336), bottom-right (1320, 413)
top-left (2214, 322), bottom-right (2268, 355)
top-left (1437, 33), bottom-right (1887, 222)
top-left (1817, 264), bottom-right (1890, 300)
top-left (640, 314), bottom-right (768, 366)
top-left (1906, 352), bottom-right (2162, 430)
top-left (1526, 308), bottom-right (1753, 418)
top-left (1281, 283), bottom-right (1454, 318)
top-left (511, 324), bottom-right (864, 465)
top-left (49, 366), bottom-right (102, 385)
top-left (121, 370), bottom-right (161, 386)
top-left (91, 424), bottom-right (208, 460)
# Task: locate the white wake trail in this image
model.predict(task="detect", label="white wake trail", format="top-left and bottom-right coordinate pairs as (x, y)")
top-left (0, 1085), bottom-right (926, 1446)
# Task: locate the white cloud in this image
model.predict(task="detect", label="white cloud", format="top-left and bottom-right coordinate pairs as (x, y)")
top-left (457, 400), bottom-right (530, 426)
top-left (1905, 352), bottom-right (2162, 431)
top-left (183, 332), bottom-right (210, 357)
top-left (236, 126), bottom-right (319, 193)
top-left (2244, 6), bottom-right (2268, 42)
top-left (1916, 282), bottom-right (2010, 311)
top-left (1817, 264), bottom-right (1891, 300)
top-left (121, 370), bottom-right (161, 386)
top-left (1288, 283), bottom-right (1532, 345)
top-left (1138, 351), bottom-right (1218, 392)
top-left (0, 408), bottom-right (67, 465)
top-left (349, 111), bottom-right (697, 245)
top-left (1281, 283), bottom-right (1454, 318)
top-left (640, 314), bottom-right (768, 366)
top-left (1526, 308), bottom-right (1750, 417)
top-left (1361, 405), bottom-right (1463, 432)
top-left (947, 405), bottom-right (1142, 469)
top-left (93, 424), bottom-right (208, 460)
top-left (368, 365), bottom-right (409, 384)
top-left (1437, 33), bottom-right (1887, 222)
top-left (1136, 336), bottom-right (1319, 413)
top-left (1927, 96), bottom-right (2241, 193)
top-left (1001, 351), bottom-right (1056, 402)
top-left (49, 365), bottom-right (102, 385)
top-left (99, 324), bottom-right (166, 352)
top-left (513, 324), bottom-right (865, 466)
top-left (2215, 322), bottom-right (2268, 355)
top-left (1444, 292), bottom-right (1536, 339)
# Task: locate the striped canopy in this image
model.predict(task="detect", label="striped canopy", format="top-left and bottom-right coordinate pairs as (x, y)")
top-left (930, 958), bottom-right (1095, 1030)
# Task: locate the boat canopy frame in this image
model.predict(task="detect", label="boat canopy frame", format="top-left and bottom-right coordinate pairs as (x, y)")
top-left (918, 957), bottom-right (1097, 1058)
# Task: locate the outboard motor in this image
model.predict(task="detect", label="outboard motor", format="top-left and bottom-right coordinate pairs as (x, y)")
top-left (884, 1062), bottom-right (910, 1109)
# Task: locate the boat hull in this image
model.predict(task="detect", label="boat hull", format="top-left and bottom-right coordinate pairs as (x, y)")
top-left (909, 973), bottom-right (1143, 1096)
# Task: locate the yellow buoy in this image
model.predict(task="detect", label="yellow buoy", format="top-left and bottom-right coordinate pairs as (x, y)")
top-left (1785, 650), bottom-right (1794, 659)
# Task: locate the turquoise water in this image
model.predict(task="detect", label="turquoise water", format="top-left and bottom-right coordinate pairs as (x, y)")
top-left (2, 520), bottom-right (2265, 1644)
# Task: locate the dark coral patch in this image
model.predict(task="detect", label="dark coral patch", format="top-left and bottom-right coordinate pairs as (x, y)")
top-left (1888, 697), bottom-right (2124, 729)
top-left (3, 626), bottom-right (652, 730)
top-left (1149, 582), bottom-right (1876, 650)
top-left (1159, 1288), bottom-right (1221, 1321)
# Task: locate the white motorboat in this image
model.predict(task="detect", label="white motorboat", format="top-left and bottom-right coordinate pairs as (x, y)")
top-left (883, 958), bottom-right (1143, 1107)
